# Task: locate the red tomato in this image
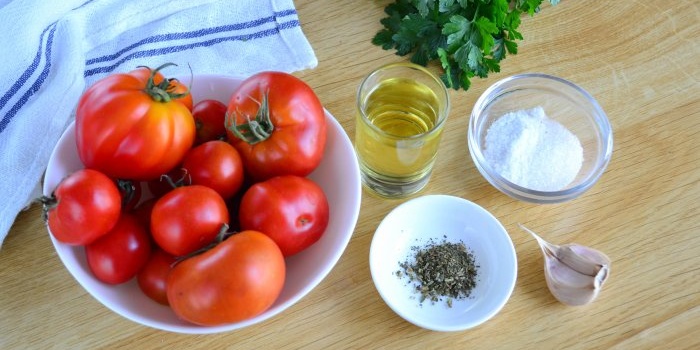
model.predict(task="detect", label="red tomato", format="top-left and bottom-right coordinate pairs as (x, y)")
top-left (150, 185), bottom-right (229, 256)
top-left (137, 248), bottom-right (177, 305)
top-left (181, 140), bottom-right (244, 200)
top-left (76, 63), bottom-right (195, 181)
top-left (224, 71), bottom-right (326, 182)
top-left (133, 197), bottom-right (157, 230)
top-left (192, 99), bottom-right (227, 145)
top-left (42, 169), bottom-right (121, 246)
top-left (85, 214), bottom-right (151, 284)
top-left (167, 230), bottom-right (285, 326)
top-left (239, 175), bottom-right (329, 256)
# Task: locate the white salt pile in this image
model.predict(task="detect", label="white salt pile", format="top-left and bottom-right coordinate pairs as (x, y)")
top-left (483, 107), bottom-right (583, 191)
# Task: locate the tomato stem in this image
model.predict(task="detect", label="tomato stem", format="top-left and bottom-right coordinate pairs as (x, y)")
top-left (159, 169), bottom-right (191, 189)
top-left (35, 195), bottom-right (57, 222)
top-left (227, 92), bottom-right (275, 145)
top-left (116, 179), bottom-right (137, 209)
top-left (142, 63), bottom-right (191, 103)
top-left (173, 224), bottom-right (233, 265)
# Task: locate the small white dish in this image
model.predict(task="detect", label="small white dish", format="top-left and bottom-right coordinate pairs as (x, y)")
top-left (369, 195), bottom-right (517, 331)
top-left (42, 74), bottom-right (362, 334)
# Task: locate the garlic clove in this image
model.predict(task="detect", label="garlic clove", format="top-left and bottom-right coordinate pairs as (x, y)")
top-left (544, 252), bottom-right (609, 306)
top-left (557, 244), bottom-right (611, 277)
top-left (519, 224), bottom-right (611, 306)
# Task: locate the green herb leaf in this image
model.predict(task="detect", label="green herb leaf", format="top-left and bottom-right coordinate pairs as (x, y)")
top-left (504, 37), bottom-right (518, 54)
top-left (411, 0), bottom-right (433, 17)
top-left (439, 0), bottom-right (458, 12)
top-left (493, 37), bottom-right (506, 61)
top-left (437, 47), bottom-right (454, 88)
top-left (373, 0), bottom-right (556, 90)
top-left (442, 14), bottom-right (470, 51)
top-left (474, 16), bottom-right (498, 54)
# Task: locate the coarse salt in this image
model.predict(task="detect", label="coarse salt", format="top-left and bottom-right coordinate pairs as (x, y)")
top-left (483, 107), bottom-right (583, 191)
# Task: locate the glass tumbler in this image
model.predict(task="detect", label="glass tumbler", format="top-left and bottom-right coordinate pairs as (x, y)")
top-left (355, 62), bottom-right (450, 198)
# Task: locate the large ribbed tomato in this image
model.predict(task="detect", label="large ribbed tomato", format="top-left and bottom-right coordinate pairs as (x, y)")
top-left (225, 71), bottom-right (326, 182)
top-left (75, 63), bottom-right (195, 181)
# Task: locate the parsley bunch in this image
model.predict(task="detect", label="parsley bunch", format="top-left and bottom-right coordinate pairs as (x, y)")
top-left (373, 0), bottom-right (558, 90)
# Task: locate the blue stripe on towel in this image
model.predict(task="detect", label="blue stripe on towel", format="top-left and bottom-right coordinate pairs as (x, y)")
top-left (84, 19), bottom-right (301, 77)
top-left (0, 23), bottom-right (57, 134)
top-left (86, 9), bottom-right (298, 66)
top-left (0, 7), bottom-right (299, 135)
top-left (0, 24), bottom-right (53, 112)
top-left (0, 0), bottom-right (93, 134)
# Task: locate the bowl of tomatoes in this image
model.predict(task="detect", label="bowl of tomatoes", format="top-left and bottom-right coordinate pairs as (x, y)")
top-left (42, 68), bottom-right (362, 333)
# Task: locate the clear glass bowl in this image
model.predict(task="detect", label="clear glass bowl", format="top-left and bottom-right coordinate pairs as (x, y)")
top-left (468, 73), bottom-right (613, 204)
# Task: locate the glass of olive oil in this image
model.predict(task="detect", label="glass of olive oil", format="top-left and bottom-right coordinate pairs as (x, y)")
top-left (355, 63), bottom-right (450, 197)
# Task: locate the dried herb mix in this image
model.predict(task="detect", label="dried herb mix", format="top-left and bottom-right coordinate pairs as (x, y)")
top-left (397, 237), bottom-right (479, 307)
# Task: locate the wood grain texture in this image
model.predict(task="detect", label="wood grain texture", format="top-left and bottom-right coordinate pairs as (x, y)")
top-left (1, 1), bottom-right (698, 349)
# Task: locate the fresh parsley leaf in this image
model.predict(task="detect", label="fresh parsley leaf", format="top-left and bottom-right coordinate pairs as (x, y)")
top-left (439, 0), bottom-right (457, 12)
top-left (411, 0), bottom-right (433, 17)
top-left (442, 14), bottom-right (470, 51)
top-left (437, 47), bottom-right (454, 88)
top-left (374, 0), bottom-right (557, 90)
top-left (491, 0), bottom-right (510, 28)
top-left (492, 37), bottom-right (506, 61)
top-left (392, 14), bottom-right (430, 54)
top-left (504, 37), bottom-right (518, 54)
top-left (474, 16), bottom-right (498, 54)
top-left (504, 10), bottom-right (523, 40)
top-left (466, 42), bottom-right (483, 73)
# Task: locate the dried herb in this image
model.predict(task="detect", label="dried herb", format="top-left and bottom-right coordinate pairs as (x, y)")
top-left (397, 237), bottom-right (479, 306)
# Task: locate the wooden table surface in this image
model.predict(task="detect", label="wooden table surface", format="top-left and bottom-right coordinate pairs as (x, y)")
top-left (2, 1), bottom-right (699, 349)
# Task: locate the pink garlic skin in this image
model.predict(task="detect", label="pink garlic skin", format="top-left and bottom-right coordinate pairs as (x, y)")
top-left (544, 244), bottom-right (610, 306)
top-left (521, 224), bottom-right (611, 306)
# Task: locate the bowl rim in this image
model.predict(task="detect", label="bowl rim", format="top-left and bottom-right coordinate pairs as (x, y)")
top-left (468, 73), bottom-right (613, 203)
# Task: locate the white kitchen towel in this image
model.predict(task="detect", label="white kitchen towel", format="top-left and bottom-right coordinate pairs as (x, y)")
top-left (0, 0), bottom-right (317, 248)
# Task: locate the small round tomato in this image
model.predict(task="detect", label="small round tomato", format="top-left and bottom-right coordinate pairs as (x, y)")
top-left (137, 248), bottom-right (177, 305)
top-left (239, 175), bottom-right (329, 256)
top-left (167, 230), bottom-right (285, 326)
top-left (85, 214), bottom-right (151, 284)
top-left (225, 71), bottom-right (326, 182)
top-left (192, 99), bottom-right (227, 145)
top-left (181, 140), bottom-right (244, 200)
top-left (42, 169), bottom-right (121, 246)
top-left (150, 185), bottom-right (229, 256)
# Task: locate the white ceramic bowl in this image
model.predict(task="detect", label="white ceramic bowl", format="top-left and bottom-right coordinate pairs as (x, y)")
top-left (42, 74), bottom-right (362, 334)
top-left (369, 195), bottom-right (517, 332)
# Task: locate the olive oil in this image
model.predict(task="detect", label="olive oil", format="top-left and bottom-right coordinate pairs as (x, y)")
top-left (364, 77), bottom-right (438, 137)
top-left (356, 77), bottom-right (445, 182)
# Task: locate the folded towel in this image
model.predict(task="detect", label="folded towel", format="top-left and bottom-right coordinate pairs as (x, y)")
top-left (0, 0), bottom-right (317, 248)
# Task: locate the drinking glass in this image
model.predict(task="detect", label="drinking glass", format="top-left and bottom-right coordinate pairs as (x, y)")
top-left (355, 62), bottom-right (450, 198)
